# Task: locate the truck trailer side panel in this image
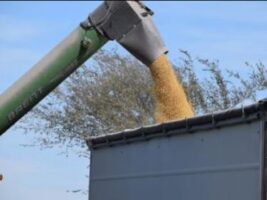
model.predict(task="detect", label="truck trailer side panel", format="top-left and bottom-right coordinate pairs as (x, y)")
top-left (88, 100), bottom-right (267, 200)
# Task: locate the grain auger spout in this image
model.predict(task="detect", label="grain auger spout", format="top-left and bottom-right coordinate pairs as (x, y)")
top-left (0, 1), bottom-right (193, 136)
top-left (87, 1), bottom-right (168, 66)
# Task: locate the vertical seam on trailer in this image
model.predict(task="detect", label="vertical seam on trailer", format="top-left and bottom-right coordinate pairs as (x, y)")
top-left (261, 113), bottom-right (267, 200)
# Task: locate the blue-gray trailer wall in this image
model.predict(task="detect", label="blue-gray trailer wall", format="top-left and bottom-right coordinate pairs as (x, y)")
top-left (87, 99), bottom-right (267, 200)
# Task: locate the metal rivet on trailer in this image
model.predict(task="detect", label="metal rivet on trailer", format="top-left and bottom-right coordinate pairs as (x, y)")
top-left (122, 131), bottom-right (128, 144)
top-left (161, 123), bottom-right (166, 134)
top-left (162, 123), bottom-right (170, 137)
top-left (141, 127), bottom-right (149, 141)
top-left (105, 136), bottom-right (112, 147)
top-left (185, 117), bottom-right (189, 131)
top-left (241, 105), bottom-right (250, 123)
top-left (212, 112), bottom-right (217, 128)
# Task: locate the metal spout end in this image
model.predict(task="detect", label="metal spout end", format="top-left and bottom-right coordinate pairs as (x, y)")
top-left (89, 1), bottom-right (168, 66)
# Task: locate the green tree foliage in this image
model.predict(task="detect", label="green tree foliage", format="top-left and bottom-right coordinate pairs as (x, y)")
top-left (176, 50), bottom-right (266, 113)
top-left (19, 49), bottom-right (267, 153)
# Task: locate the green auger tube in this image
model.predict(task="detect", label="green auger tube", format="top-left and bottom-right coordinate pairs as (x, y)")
top-left (0, 0), bottom-right (167, 136)
top-left (0, 26), bottom-right (108, 135)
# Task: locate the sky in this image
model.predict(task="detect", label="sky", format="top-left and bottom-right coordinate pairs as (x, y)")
top-left (0, 1), bottom-right (267, 200)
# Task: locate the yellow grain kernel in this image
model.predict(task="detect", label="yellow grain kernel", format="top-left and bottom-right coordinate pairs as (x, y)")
top-left (149, 54), bottom-right (194, 123)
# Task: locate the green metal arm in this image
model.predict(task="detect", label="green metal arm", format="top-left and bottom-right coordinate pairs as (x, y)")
top-left (0, 1), bottom-right (165, 136)
top-left (0, 26), bottom-right (108, 135)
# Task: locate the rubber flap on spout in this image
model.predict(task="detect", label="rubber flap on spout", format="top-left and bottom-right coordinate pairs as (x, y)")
top-left (88, 1), bottom-right (168, 66)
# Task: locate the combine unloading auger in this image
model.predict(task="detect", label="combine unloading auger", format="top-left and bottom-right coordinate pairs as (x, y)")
top-left (0, 1), bottom-right (193, 136)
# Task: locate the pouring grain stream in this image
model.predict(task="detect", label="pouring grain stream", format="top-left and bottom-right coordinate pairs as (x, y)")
top-left (149, 54), bottom-right (194, 123)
